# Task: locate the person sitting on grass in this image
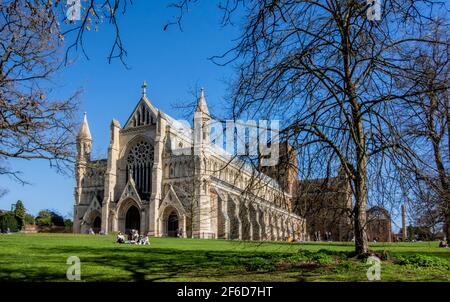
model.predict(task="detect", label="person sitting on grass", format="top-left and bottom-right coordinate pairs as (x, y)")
top-left (439, 240), bottom-right (448, 248)
top-left (132, 229), bottom-right (139, 243)
top-left (116, 232), bottom-right (125, 244)
top-left (137, 235), bottom-right (148, 245)
top-left (139, 234), bottom-right (150, 245)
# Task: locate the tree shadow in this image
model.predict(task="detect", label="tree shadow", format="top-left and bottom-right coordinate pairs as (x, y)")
top-left (0, 244), bottom-right (306, 281)
top-left (1, 238), bottom-right (447, 282)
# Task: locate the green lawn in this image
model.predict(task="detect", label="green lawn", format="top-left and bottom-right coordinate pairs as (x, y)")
top-left (0, 233), bottom-right (448, 281)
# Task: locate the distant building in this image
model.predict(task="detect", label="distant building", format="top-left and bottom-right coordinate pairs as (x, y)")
top-left (366, 206), bottom-right (392, 242)
top-left (294, 168), bottom-right (353, 241)
top-left (294, 174), bottom-right (393, 242)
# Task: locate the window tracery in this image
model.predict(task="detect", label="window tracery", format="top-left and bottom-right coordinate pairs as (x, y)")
top-left (126, 141), bottom-right (154, 200)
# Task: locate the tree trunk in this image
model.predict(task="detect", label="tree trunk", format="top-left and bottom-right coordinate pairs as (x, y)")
top-left (354, 202), bottom-right (368, 255)
top-left (353, 110), bottom-right (369, 255)
top-left (340, 18), bottom-right (369, 255)
top-left (443, 91), bottom-right (450, 244)
top-left (353, 156), bottom-right (369, 255)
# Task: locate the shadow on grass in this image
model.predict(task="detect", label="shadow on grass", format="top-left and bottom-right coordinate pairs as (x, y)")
top-left (1, 237), bottom-right (447, 282)
top-left (0, 244), bottom-right (318, 282)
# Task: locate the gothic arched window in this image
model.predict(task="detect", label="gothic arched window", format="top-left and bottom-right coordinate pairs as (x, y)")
top-left (126, 141), bottom-right (154, 200)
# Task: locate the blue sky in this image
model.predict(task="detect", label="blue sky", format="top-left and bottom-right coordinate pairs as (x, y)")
top-left (0, 1), bottom-right (240, 217)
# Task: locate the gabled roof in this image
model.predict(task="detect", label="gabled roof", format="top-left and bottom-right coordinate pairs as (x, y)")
top-left (119, 177), bottom-right (142, 204)
top-left (123, 94), bottom-right (159, 129)
top-left (81, 195), bottom-right (102, 223)
top-left (159, 184), bottom-right (188, 216)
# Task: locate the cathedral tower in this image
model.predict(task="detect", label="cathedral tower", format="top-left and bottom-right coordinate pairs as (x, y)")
top-left (77, 112), bottom-right (92, 162)
top-left (74, 112), bottom-right (92, 232)
top-left (193, 88), bottom-right (213, 238)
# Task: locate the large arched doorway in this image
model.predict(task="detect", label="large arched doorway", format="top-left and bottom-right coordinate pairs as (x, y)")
top-left (167, 211), bottom-right (179, 237)
top-left (93, 216), bottom-right (101, 234)
top-left (125, 206), bottom-right (140, 234)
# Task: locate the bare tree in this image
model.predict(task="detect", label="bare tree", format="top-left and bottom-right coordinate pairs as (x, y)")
top-left (189, 0), bottom-right (446, 255)
top-left (0, 0), bottom-right (136, 188)
top-left (409, 184), bottom-right (445, 240)
top-left (396, 19), bottom-right (450, 242)
top-left (0, 1), bottom-right (80, 185)
top-left (62, 0), bottom-right (132, 64)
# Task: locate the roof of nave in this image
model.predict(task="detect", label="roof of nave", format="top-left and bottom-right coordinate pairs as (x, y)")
top-left (161, 111), bottom-right (193, 140)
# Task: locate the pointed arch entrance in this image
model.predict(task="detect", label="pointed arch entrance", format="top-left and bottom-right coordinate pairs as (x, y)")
top-left (117, 198), bottom-right (142, 235)
top-left (167, 211), bottom-right (179, 237)
top-left (157, 185), bottom-right (190, 238)
top-left (160, 206), bottom-right (183, 237)
top-left (93, 216), bottom-right (101, 233)
top-left (125, 205), bottom-right (140, 234)
top-left (84, 210), bottom-right (101, 234)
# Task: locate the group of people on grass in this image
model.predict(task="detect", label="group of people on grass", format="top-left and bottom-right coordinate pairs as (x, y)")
top-left (116, 229), bottom-right (150, 245)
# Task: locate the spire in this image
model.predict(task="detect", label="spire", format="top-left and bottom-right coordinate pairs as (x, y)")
top-left (195, 87), bottom-right (209, 115)
top-left (77, 112), bottom-right (92, 140)
top-left (142, 80), bottom-right (147, 97)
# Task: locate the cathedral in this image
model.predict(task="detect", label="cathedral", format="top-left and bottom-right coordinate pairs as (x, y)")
top-left (73, 83), bottom-right (307, 240)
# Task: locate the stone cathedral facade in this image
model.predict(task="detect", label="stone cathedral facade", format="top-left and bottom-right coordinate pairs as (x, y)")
top-left (73, 84), bottom-right (306, 240)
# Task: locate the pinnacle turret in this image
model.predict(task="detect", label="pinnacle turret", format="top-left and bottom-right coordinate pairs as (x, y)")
top-left (77, 112), bottom-right (92, 140)
top-left (195, 87), bottom-right (209, 116)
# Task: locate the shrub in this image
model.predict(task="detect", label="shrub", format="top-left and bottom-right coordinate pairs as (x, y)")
top-left (243, 257), bottom-right (275, 272)
top-left (283, 250), bottom-right (335, 265)
top-left (334, 261), bottom-right (353, 273)
top-left (316, 249), bottom-right (351, 259)
top-left (0, 212), bottom-right (19, 232)
top-left (395, 254), bottom-right (450, 269)
top-left (24, 213), bottom-right (35, 225)
top-left (310, 252), bottom-right (334, 265)
top-left (35, 211), bottom-right (52, 226)
top-left (285, 254), bottom-right (309, 263)
top-left (64, 219), bottom-right (73, 230)
top-left (35, 210), bottom-right (64, 227)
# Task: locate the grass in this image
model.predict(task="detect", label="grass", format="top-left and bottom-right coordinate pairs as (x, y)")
top-left (0, 233), bottom-right (449, 282)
